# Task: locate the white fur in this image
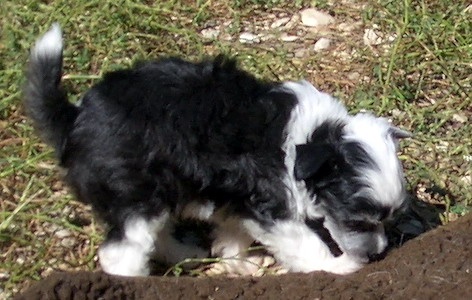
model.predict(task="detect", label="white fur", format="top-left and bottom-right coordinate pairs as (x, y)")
top-left (343, 113), bottom-right (405, 208)
top-left (181, 201), bottom-right (215, 220)
top-left (211, 218), bottom-right (261, 275)
top-left (243, 219), bottom-right (363, 274)
top-left (153, 218), bottom-right (209, 265)
top-left (98, 213), bottom-right (169, 276)
top-left (280, 80), bottom-right (349, 219)
top-left (32, 23), bottom-right (62, 60)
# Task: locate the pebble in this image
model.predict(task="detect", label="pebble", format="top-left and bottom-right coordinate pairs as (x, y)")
top-left (363, 28), bottom-right (383, 45)
top-left (313, 37), bottom-right (331, 52)
top-left (239, 32), bottom-right (260, 44)
top-left (200, 28), bottom-right (220, 39)
top-left (300, 8), bottom-right (335, 27)
top-left (461, 175), bottom-right (471, 185)
top-left (347, 71), bottom-right (361, 81)
top-left (452, 113), bottom-right (467, 123)
top-left (271, 17), bottom-right (291, 28)
top-left (54, 229), bottom-right (71, 238)
top-left (279, 33), bottom-right (299, 42)
top-left (60, 237), bottom-right (76, 248)
top-left (284, 14), bottom-right (300, 29)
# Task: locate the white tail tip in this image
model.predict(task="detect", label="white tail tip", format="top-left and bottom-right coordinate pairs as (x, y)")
top-left (32, 23), bottom-right (63, 59)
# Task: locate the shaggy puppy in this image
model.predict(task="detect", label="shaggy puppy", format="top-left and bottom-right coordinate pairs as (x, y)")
top-left (25, 24), bottom-right (410, 276)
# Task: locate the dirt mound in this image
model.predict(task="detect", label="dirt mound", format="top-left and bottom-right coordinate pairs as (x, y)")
top-left (16, 213), bottom-right (472, 300)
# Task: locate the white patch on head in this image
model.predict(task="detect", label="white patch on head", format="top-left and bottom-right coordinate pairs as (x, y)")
top-left (32, 23), bottom-right (63, 60)
top-left (243, 219), bottom-right (363, 274)
top-left (98, 212), bottom-right (169, 276)
top-left (282, 80), bottom-right (348, 145)
top-left (279, 80), bottom-right (349, 218)
top-left (343, 113), bottom-right (406, 208)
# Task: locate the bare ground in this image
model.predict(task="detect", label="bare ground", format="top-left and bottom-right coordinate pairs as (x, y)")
top-left (16, 212), bottom-right (472, 300)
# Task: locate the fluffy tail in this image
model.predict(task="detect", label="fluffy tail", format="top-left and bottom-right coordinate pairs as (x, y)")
top-left (24, 23), bottom-right (78, 153)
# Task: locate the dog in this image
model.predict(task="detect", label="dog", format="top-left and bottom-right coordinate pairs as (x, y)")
top-left (25, 24), bottom-right (410, 276)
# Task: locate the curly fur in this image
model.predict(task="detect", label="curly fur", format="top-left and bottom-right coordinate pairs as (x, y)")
top-left (24, 24), bottom-right (409, 276)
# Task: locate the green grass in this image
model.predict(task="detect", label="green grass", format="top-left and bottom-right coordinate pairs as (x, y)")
top-left (1, 0), bottom-right (471, 297)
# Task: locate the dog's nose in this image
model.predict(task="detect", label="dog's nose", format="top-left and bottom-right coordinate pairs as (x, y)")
top-left (368, 251), bottom-right (387, 262)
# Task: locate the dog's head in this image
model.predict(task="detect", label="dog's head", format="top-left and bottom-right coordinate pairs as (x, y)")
top-left (295, 113), bottom-right (410, 263)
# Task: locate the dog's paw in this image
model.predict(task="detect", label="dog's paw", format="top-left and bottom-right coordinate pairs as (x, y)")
top-left (98, 241), bottom-right (150, 276)
top-left (324, 253), bottom-right (364, 275)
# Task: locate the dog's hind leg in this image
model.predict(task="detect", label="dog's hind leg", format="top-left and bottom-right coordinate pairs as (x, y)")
top-left (152, 217), bottom-right (210, 267)
top-left (98, 211), bottom-right (169, 276)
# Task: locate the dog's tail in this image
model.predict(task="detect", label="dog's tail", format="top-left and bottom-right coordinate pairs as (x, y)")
top-left (24, 23), bottom-right (78, 154)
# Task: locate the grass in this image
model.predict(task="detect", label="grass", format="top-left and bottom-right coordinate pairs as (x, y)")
top-left (1, 0), bottom-right (471, 297)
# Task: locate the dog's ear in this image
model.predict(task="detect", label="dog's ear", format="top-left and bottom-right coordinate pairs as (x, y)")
top-left (294, 143), bottom-right (334, 180)
top-left (387, 126), bottom-right (411, 151)
top-left (388, 126), bottom-right (412, 139)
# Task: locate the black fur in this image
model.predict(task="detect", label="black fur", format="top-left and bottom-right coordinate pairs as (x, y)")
top-left (25, 54), bottom-right (297, 234)
top-left (296, 121), bottom-right (389, 224)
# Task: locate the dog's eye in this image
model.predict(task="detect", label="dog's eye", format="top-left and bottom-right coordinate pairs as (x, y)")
top-left (344, 220), bottom-right (378, 232)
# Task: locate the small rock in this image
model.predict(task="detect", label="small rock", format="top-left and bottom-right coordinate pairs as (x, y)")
top-left (0, 272), bottom-right (10, 280)
top-left (271, 17), bottom-right (291, 28)
top-left (363, 28), bottom-right (383, 45)
top-left (461, 175), bottom-right (471, 185)
top-left (285, 14), bottom-right (300, 29)
top-left (54, 229), bottom-right (71, 238)
top-left (452, 113), bottom-right (468, 123)
top-left (239, 32), bottom-right (260, 44)
top-left (300, 8), bottom-right (335, 27)
top-left (348, 72), bottom-right (361, 81)
top-left (294, 48), bottom-right (308, 58)
top-left (201, 28), bottom-right (219, 39)
top-left (60, 237), bottom-right (76, 248)
top-left (280, 33), bottom-right (299, 42)
top-left (313, 37), bottom-right (331, 52)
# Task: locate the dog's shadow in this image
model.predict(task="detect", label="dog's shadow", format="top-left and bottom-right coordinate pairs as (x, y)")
top-left (386, 188), bottom-right (447, 249)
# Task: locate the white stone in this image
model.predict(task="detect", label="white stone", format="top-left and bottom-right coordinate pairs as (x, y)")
top-left (201, 28), bottom-right (219, 39)
top-left (313, 37), bottom-right (331, 52)
top-left (280, 33), bottom-right (299, 42)
top-left (271, 17), bottom-right (291, 28)
top-left (300, 8), bottom-right (335, 27)
top-left (363, 28), bottom-right (383, 45)
top-left (347, 71), bottom-right (361, 81)
top-left (452, 113), bottom-right (467, 123)
top-left (239, 32), bottom-right (260, 44)
top-left (54, 229), bottom-right (71, 238)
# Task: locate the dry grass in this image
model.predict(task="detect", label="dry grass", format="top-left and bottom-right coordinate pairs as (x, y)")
top-left (1, 0), bottom-right (470, 298)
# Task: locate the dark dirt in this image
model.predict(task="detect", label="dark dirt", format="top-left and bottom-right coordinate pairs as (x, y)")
top-left (16, 212), bottom-right (472, 300)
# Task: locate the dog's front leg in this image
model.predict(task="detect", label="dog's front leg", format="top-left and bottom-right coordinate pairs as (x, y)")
top-left (243, 219), bottom-right (363, 275)
top-left (98, 212), bottom-right (170, 276)
top-left (208, 218), bottom-right (268, 276)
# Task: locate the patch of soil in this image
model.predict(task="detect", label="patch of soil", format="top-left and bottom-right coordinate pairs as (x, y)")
top-left (16, 213), bottom-right (472, 300)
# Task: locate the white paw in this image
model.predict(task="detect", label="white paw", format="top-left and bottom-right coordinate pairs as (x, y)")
top-left (98, 241), bottom-right (150, 276)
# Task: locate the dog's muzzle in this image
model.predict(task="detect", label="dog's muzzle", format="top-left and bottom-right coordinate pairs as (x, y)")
top-left (305, 218), bottom-right (343, 257)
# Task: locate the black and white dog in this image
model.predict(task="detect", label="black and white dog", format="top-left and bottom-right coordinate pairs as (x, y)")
top-left (25, 24), bottom-right (410, 276)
